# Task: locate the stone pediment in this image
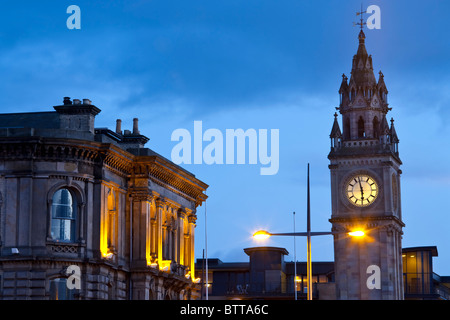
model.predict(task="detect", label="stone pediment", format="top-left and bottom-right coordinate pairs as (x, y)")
top-left (369, 93), bottom-right (383, 110)
top-left (350, 91), bottom-right (368, 108)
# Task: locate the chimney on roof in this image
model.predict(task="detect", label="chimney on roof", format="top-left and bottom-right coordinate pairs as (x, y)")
top-left (116, 119), bottom-right (122, 134)
top-left (63, 97), bottom-right (72, 105)
top-left (54, 97), bottom-right (101, 134)
top-left (133, 118), bottom-right (140, 135)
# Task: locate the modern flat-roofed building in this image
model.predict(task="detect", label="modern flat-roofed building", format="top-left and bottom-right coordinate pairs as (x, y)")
top-left (196, 246), bottom-right (449, 300)
top-left (195, 246), bottom-right (335, 300)
top-left (402, 246), bottom-right (450, 300)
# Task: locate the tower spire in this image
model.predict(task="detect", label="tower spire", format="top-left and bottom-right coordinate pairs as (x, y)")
top-left (331, 6), bottom-right (397, 152)
top-left (354, 4), bottom-right (367, 50)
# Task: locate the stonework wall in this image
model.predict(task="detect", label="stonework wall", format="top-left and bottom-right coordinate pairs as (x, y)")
top-left (329, 31), bottom-right (404, 300)
top-left (0, 99), bottom-right (208, 300)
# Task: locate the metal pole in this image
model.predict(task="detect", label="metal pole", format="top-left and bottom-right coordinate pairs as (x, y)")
top-left (201, 249), bottom-right (205, 300)
top-left (205, 196), bottom-right (208, 300)
top-left (307, 163), bottom-right (312, 300)
top-left (293, 211), bottom-right (297, 300)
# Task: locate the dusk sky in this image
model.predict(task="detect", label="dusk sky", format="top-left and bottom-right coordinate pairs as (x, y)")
top-left (1, 1), bottom-right (449, 275)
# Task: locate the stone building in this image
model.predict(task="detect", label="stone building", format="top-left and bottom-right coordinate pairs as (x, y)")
top-left (328, 29), bottom-right (404, 299)
top-left (0, 97), bottom-right (208, 300)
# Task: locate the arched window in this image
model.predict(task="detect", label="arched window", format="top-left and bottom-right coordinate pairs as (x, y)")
top-left (358, 117), bottom-right (365, 138)
top-left (373, 116), bottom-right (380, 138)
top-left (51, 188), bottom-right (77, 242)
top-left (344, 117), bottom-right (351, 140)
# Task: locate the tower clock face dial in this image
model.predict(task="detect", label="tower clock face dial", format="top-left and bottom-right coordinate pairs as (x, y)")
top-left (346, 174), bottom-right (378, 207)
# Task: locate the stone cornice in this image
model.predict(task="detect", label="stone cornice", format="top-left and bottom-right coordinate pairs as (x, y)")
top-left (329, 215), bottom-right (405, 228)
top-left (53, 104), bottom-right (101, 116)
top-left (0, 137), bottom-right (208, 207)
top-left (134, 155), bottom-right (208, 207)
top-left (328, 148), bottom-right (402, 166)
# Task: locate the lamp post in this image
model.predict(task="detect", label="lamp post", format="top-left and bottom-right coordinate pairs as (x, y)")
top-left (253, 229), bottom-right (365, 299)
top-left (293, 211), bottom-right (297, 301)
top-left (253, 164), bottom-right (366, 300)
top-left (306, 163), bottom-right (312, 300)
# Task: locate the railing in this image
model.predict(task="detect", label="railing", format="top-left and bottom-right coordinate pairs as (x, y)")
top-left (435, 285), bottom-right (450, 300)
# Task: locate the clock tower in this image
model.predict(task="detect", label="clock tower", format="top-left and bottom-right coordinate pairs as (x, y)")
top-left (328, 29), bottom-right (404, 299)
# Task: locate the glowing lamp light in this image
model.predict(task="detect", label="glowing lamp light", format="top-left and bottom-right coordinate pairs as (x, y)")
top-left (103, 252), bottom-right (114, 259)
top-left (348, 230), bottom-right (365, 237)
top-left (159, 260), bottom-right (171, 272)
top-left (253, 230), bottom-right (271, 240)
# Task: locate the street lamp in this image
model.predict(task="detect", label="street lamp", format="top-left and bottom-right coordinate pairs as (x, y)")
top-left (252, 230), bottom-right (271, 240)
top-left (253, 164), bottom-right (367, 300)
top-left (252, 229), bottom-right (366, 238)
top-left (348, 230), bottom-right (365, 237)
top-left (253, 228), bottom-right (366, 300)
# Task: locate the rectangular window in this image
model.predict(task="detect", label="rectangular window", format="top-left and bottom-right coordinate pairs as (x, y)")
top-left (49, 278), bottom-right (76, 300)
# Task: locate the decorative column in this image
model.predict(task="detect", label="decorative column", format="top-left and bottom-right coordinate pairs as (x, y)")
top-left (150, 199), bottom-right (157, 262)
top-left (187, 213), bottom-right (197, 278)
top-left (129, 180), bottom-right (153, 269)
top-left (155, 198), bottom-right (165, 267)
top-left (177, 209), bottom-right (186, 266)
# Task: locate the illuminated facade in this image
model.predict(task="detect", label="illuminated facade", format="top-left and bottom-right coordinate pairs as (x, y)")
top-left (0, 98), bottom-right (208, 299)
top-left (328, 30), bottom-right (404, 299)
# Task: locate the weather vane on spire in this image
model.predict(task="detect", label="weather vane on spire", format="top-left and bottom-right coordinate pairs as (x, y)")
top-left (354, 4), bottom-right (367, 30)
top-left (354, 4), bottom-right (382, 30)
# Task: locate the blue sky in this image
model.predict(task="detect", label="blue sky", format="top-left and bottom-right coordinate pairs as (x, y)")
top-left (1, 1), bottom-right (449, 275)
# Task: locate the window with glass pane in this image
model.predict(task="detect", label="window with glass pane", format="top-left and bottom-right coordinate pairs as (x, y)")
top-left (403, 250), bottom-right (433, 295)
top-left (49, 278), bottom-right (76, 300)
top-left (51, 189), bottom-right (77, 242)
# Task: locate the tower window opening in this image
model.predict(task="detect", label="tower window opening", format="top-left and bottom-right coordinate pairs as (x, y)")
top-left (358, 117), bottom-right (365, 138)
top-left (373, 116), bottom-right (380, 138)
top-left (344, 118), bottom-right (350, 140)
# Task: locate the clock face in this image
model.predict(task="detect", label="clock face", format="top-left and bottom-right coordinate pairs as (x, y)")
top-left (346, 174), bottom-right (378, 207)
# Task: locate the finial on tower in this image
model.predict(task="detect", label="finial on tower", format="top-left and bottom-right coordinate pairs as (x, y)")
top-left (354, 4), bottom-right (367, 31)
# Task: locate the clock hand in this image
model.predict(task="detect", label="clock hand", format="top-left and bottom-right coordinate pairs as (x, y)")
top-left (358, 177), bottom-right (364, 200)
